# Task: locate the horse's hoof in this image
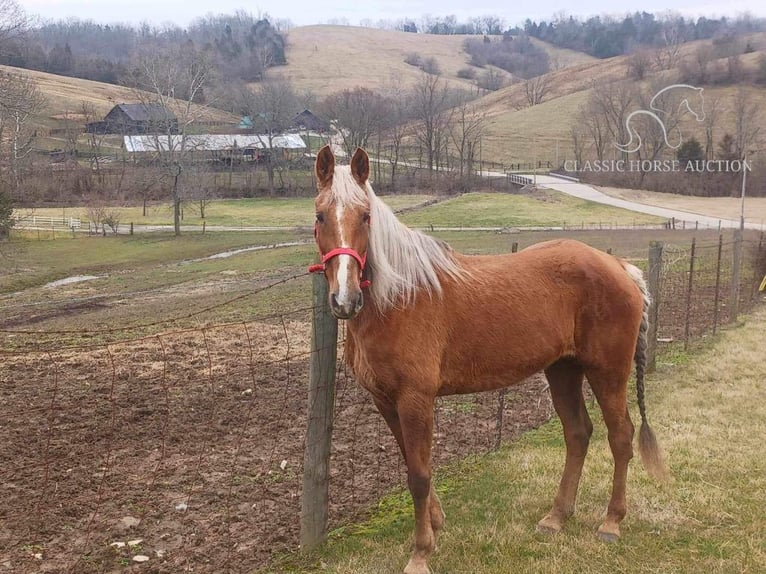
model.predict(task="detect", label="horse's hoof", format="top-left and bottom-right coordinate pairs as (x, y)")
top-left (536, 515), bottom-right (563, 534)
top-left (596, 526), bottom-right (621, 543)
top-left (403, 558), bottom-right (431, 574)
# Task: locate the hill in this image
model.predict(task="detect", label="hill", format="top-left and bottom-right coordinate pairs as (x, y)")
top-left (275, 25), bottom-right (595, 96)
top-left (472, 32), bottom-right (766, 167)
top-left (0, 65), bottom-right (237, 151)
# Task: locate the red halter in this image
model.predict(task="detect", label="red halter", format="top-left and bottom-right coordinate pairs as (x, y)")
top-left (308, 245), bottom-right (371, 289)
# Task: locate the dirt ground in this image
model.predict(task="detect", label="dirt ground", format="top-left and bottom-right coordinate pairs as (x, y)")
top-left (0, 319), bottom-right (553, 573)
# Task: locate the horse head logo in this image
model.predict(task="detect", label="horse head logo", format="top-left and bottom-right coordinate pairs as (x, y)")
top-left (615, 84), bottom-right (705, 154)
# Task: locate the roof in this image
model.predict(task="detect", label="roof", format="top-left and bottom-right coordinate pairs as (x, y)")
top-left (123, 134), bottom-right (307, 153)
top-left (112, 103), bottom-right (177, 122)
top-left (291, 109), bottom-right (330, 131)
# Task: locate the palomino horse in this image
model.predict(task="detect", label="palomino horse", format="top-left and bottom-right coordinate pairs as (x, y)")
top-left (310, 146), bottom-right (667, 574)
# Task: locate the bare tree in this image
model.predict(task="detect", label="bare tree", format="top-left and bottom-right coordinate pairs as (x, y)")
top-left (322, 87), bottom-right (390, 158)
top-left (733, 87), bottom-right (761, 160)
top-left (0, 0), bottom-right (26, 48)
top-left (523, 74), bottom-right (551, 107)
top-left (382, 80), bottom-right (412, 189)
top-left (626, 50), bottom-right (653, 80)
top-left (654, 19), bottom-right (684, 70)
top-left (449, 95), bottom-right (485, 178)
top-left (238, 77), bottom-right (299, 196)
top-left (0, 70), bottom-right (45, 198)
top-left (589, 80), bottom-right (637, 159)
top-left (703, 96), bottom-right (722, 160)
top-left (411, 72), bottom-right (454, 171)
top-left (130, 44), bottom-right (212, 235)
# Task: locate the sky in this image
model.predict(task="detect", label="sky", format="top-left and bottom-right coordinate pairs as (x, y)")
top-left (17, 0), bottom-right (766, 28)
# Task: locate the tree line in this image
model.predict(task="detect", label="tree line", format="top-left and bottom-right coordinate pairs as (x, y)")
top-left (523, 12), bottom-right (766, 59)
top-left (0, 8), bottom-right (286, 87)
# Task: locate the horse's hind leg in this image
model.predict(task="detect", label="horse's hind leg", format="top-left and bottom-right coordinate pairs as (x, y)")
top-left (538, 360), bottom-right (592, 534)
top-left (586, 367), bottom-right (635, 542)
top-left (373, 396), bottom-right (445, 534)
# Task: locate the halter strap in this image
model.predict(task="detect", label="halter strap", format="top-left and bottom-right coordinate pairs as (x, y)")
top-left (308, 247), bottom-right (371, 289)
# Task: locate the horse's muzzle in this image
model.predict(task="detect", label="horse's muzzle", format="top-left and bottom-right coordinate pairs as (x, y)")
top-left (330, 291), bottom-right (364, 320)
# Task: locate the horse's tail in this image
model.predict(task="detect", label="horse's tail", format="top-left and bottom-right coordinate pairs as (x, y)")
top-left (622, 262), bottom-right (669, 481)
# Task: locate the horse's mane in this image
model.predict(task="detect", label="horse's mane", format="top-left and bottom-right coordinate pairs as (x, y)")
top-left (330, 166), bottom-right (464, 311)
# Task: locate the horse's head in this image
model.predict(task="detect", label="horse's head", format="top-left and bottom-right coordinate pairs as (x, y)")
top-left (312, 145), bottom-right (371, 320)
top-left (683, 86), bottom-right (705, 122)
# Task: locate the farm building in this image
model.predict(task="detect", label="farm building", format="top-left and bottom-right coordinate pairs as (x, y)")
top-left (86, 103), bottom-right (178, 135)
top-left (291, 109), bottom-right (330, 133)
top-left (123, 133), bottom-right (307, 162)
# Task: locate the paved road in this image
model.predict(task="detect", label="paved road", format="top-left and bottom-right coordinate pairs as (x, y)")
top-left (516, 173), bottom-right (765, 231)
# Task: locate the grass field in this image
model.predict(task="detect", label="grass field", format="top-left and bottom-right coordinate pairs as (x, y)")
top-left (279, 26), bottom-right (595, 97)
top-left (16, 190), bottom-right (664, 230)
top-left (276, 306), bottom-right (766, 574)
top-left (14, 195), bottom-right (435, 228)
top-left (400, 191), bottom-right (664, 228)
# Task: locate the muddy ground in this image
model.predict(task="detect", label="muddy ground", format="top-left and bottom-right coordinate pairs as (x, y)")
top-left (0, 320), bottom-right (553, 573)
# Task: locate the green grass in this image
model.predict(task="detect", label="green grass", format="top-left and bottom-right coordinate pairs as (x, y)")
top-left (0, 231), bottom-right (304, 294)
top-left (400, 192), bottom-right (664, 228)
top-left (274, 307), bottom-right (766, 574)
top-left (17, 195), bottom-right (434, 228)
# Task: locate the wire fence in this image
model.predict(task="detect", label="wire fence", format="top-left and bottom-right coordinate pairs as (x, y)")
top-left (1, 233), bottom-right (764, 572)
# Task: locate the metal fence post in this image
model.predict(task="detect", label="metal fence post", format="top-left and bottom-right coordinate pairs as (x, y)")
top-left (713, 234), bottom-right (723, 334)
top-left (683, 238), bottom-right (696, 349)
top-left (730, 229), bottom-right (743, 322)
top-left (300, 270), bottom-right (338, 550)
top-left (647, 242), bottom-right (663, 371)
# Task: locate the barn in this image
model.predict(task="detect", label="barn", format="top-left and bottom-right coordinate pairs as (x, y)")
top-left (86, 103), bottom-right (178, 135)
top-left (291, 109), bottom-right (330, 133)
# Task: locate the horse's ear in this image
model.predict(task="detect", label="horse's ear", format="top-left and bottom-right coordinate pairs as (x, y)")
top-left (315, 145), bottom-right (335, 189)
top-left (350, 148), bottom-right (370, 185)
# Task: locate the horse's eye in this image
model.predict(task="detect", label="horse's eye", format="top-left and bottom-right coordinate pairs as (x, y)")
top-left (316, 213), bottom-right (324, 224)
top-left (362, 213), bottom-right (370, 224)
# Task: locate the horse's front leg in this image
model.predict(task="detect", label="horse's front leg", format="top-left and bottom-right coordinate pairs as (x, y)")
top-left (397, 392), bottom-right (437, 574)
top-left (374, 396), bottom-right (446, 537)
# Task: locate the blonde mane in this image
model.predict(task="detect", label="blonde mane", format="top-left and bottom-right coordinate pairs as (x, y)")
top-left (330, 166), bottom-right (464, 311)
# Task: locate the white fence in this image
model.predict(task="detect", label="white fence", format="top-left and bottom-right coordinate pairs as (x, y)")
top-left (12, 215), bottom-right (82, 230)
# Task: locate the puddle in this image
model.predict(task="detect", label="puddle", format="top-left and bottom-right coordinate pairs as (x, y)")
top-left (44, 275), bottom-right (106, 289)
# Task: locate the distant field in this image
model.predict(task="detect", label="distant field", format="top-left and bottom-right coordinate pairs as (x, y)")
top-left (278, 26), bottom-right (594, 96)
top-left (400, 191), bottom-right (664, 228)
top-left (597, 186), bottom-right (766, 226)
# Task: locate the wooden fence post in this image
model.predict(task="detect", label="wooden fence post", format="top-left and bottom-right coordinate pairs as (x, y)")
top-left (729, 229), bottom-right (743, 322)
top-left (646, 242), bottom-right (663, 372)
top-left (300, 270), bottom-right (339, 550)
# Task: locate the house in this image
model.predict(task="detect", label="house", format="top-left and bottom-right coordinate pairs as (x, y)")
top-left (86, 103), bottom-right (178, 135)
top-left (290, 109), bottom-right (330, 133)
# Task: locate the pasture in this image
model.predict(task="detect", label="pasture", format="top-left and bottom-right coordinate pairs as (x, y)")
top-left (0, 190), bottom-right (763, 573)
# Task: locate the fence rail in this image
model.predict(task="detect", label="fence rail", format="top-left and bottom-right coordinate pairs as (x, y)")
top-left (0, 233), bottom-right (763, 573)
top-left (11, 215), bottom-right (82, 230)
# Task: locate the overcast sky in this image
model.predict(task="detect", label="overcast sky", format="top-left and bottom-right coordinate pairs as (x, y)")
top-left (17, 0), bottom-right (766, 27)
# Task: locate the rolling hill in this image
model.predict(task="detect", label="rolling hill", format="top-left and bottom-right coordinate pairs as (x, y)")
top-left (274, 25), bottom-right (595, 96)
top-left (0, 64), bottom-right (237, 151)
top-left (472, 32), bottom-right (766, 166)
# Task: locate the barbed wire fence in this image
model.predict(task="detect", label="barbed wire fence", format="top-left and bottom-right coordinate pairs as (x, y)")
top-left (1, 233), bottom-right (764, 573)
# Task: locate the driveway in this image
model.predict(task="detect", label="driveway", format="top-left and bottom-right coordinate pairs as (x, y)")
top-left (518, 174), bottom-right (764, 231)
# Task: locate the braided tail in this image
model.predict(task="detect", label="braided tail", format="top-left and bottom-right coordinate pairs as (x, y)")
top-left (625, 263), bottom-right (668, 481)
